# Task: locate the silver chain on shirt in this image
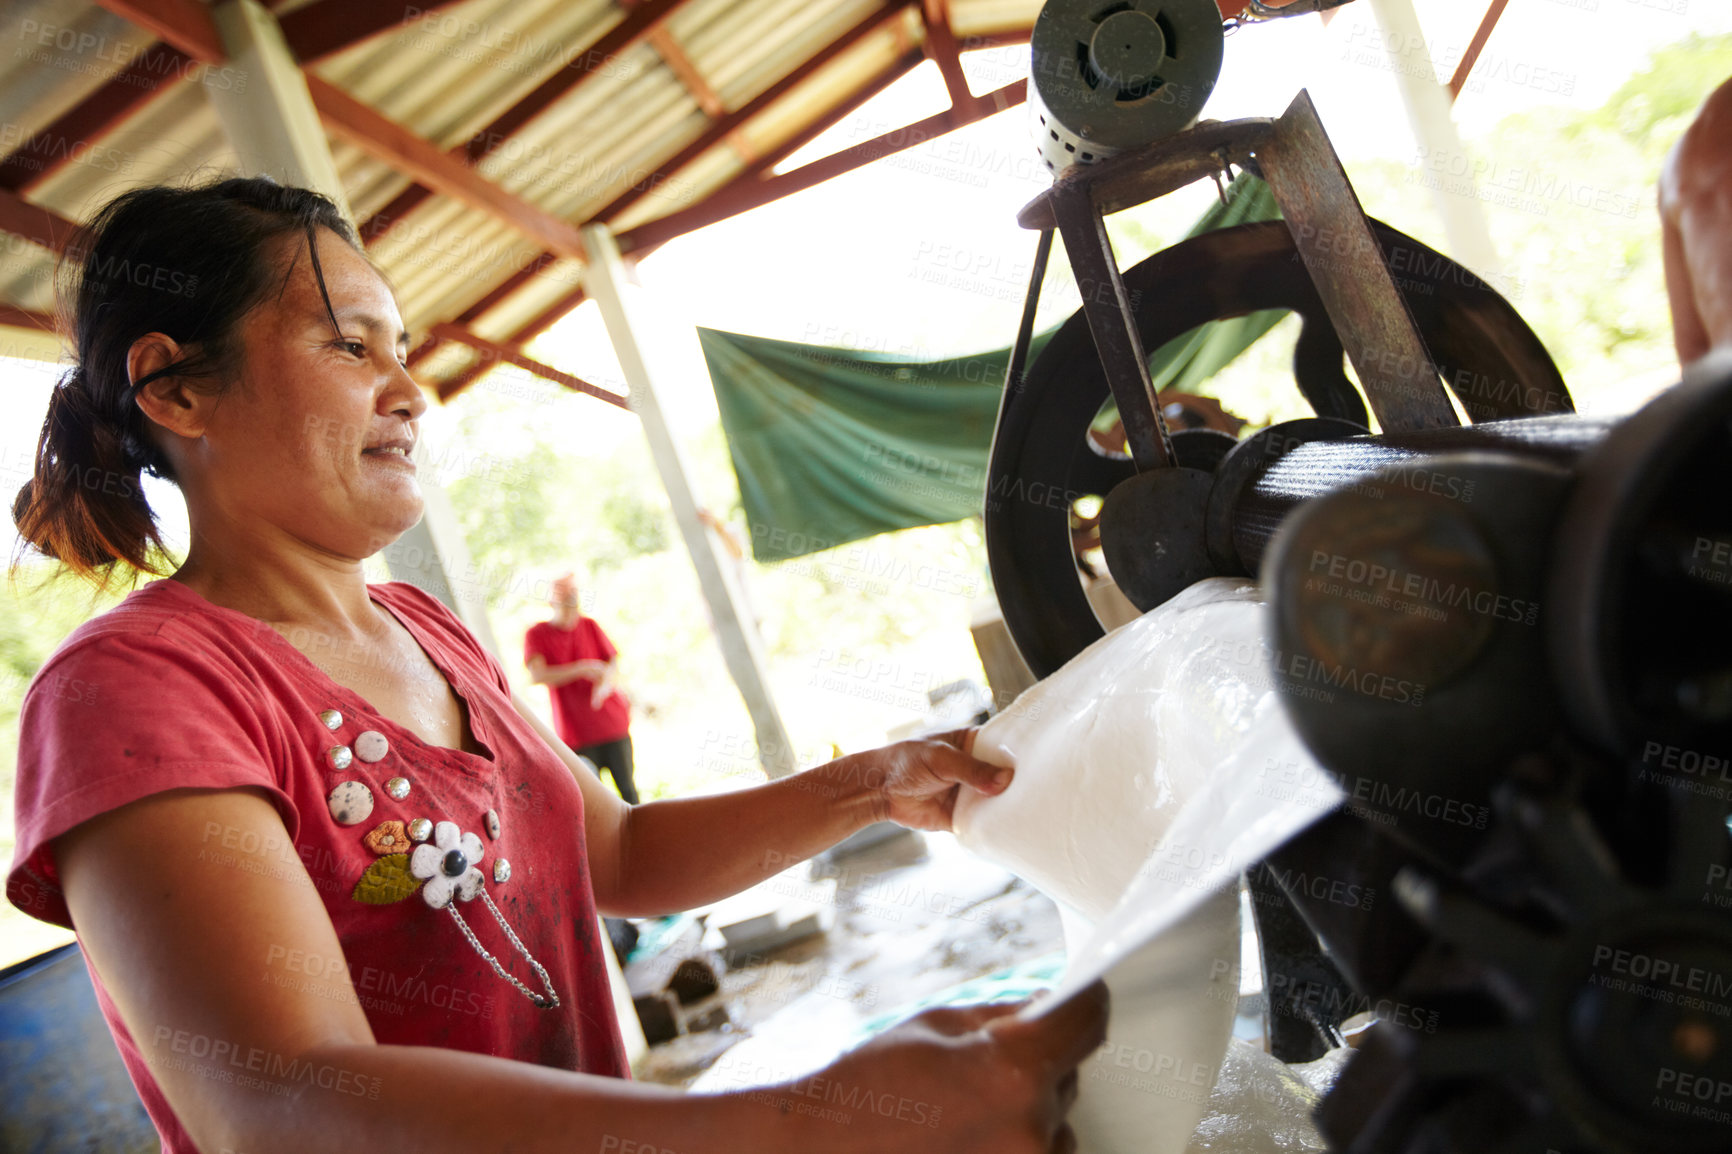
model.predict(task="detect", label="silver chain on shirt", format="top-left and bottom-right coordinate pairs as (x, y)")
top-left (446, 890), bottom-right (561, 1010)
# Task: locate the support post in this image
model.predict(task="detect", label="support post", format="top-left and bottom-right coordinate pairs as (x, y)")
top-left (204, 0), bottom-right (498, 654)
top-left (1365, 0), bottom-right (1501, 283)
top-left (206, 0), bottom-right (348, 216)
top-left (581, 222), bottom-right (798, 779)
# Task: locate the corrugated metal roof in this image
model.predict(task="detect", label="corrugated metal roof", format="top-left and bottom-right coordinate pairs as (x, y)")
top-left (0, 0), bottom-right (1035, 395)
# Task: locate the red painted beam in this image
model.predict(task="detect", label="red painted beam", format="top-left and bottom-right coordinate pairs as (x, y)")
top-left (359, 0), bottom-right (692, 245)
top-left (922, 0), bottom-right (972, 108)
top-left (433, 360), bottom-right (488, 401)
top-left (487, 49), bottom-right (924, 354)
top-left (593, 1), bottom-right (913, 225)
top-left (651, 27), bottom-right (725, 118)
top-left (405, 333), bottom-right (444, 370)
top-left (307, 76), bottom-right (590, 261)
top-left (90, 0), bottom-right (593, 266)
top-left (436, 42), bottom-right (933, 401)
top-left (0, 44), bottom-right (187, 192)
top-left (94, 0), bottom-right (223, 62)
top-left (618, 77), bottom-right (1025, 253)
top-left (426, 7), bottom-right (922, 399)
top-left (1449, 0), bottom-right (1511, 102)
top-left (511, 286), bottom-right (590, 348)
top-left (0, 303), bottom-right (58, 332)
top-left (279, 0), bottom-right (469, 64)
top-left (429, 321), bottom-right (632, 409)
top-left (463, 0), bottom-right (689, 162)
top-left (0, 187), bottom-right (80, 254)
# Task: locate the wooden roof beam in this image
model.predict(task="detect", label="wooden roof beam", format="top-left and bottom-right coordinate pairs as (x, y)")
top-left (0, 304), bottom-right (59, 332)
top-left (360, 0), bottom-right (693, 245)
top-left (89, 2), bottom-right (591, 261)
top-left (305, 76), bottom-right (589, 260)
top-left (464, 0), bottom-right (690, 159)
top-left (279, 0), bottom-right (470, 65)
top-left (921, 0), bottom-right (972, 108)
top-left (473, 48), bottom-right (926, 364)
top-left (435, 42), bottom-right (941, 403)
top-left (593, 1), bottom-right (914, 224)
top-left (1449, 0), bottom-right (1511, 102)
top-left (0, 187), bottom-right (80, 254)
top-left (428, 321), bottom-right (631, 410)
top-left (421, 3), bottom-right (918, 395)
top-left (435, 38), bottom-right (932, 403)
top-left (0, 43), bottom-right (188, 192)
top-left (648, 27), bottom-right (755, 163)
top-left (650, 27), bottom-right (724, 118)
top-left (5, 3), bottom-right (466, 198)
top-left (95, 0), bottom-right (224, 61)
top-left (617, 74), bottom-right (1025, 253)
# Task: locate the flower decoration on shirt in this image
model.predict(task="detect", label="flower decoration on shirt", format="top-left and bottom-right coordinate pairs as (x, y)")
top-left (351, 820), bottom-right (486, 907)
top-left (362, 820), bottom-right (409, 856)
top-left (409, 821), bottom-right (487, 910)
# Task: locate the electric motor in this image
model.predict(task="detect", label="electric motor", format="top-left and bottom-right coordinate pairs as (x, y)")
top-left (1029, 0), bottom-right (1227, 175)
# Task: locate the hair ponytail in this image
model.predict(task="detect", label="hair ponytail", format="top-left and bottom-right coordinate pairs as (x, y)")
top-left (9, 176), bottom-right (355, 585)
top-left (12, 366), bottom-right (163, 580)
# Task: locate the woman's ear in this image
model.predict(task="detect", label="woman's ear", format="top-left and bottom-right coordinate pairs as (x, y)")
top-left (128, 332), bottom-right (211, 439)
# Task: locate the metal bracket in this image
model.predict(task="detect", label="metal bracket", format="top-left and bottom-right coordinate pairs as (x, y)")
top-left (1257, 91), bottom-right (1459, 431)
top-left (1052, 186), bottom-right (1177, 472)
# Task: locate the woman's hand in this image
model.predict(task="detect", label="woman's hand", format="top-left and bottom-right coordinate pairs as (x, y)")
top-left (854, 728), bottom-right (1012, 831)
top-left (759, 983), bottom-right (1109, 1154)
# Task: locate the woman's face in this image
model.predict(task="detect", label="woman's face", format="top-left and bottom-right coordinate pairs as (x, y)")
top-left (188, 227), bottom-right (426, 561)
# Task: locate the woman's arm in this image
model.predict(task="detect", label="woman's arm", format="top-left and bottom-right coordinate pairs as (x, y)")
top-left (608, 734), bottom-right (1010, 916)
top-left (57, 787), bottom-right (1100, 1154)
top-left (55, 787), bottom-right (713, 1154)
top-left (509, 693), bottom-right (1011, 917)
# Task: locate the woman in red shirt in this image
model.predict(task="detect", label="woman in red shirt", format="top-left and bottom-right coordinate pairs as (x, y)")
top-left (7, 177), bottom-right (1103, 1154)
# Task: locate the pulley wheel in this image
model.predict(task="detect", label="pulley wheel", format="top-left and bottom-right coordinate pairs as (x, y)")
top-left (986, 219), bottom-right (1569, 678)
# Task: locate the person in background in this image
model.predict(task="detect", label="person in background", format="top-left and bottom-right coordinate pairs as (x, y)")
top-left (1661, 74), bottom-right (1732, 366)
top-left (525, 573), bottom-right (639, 804)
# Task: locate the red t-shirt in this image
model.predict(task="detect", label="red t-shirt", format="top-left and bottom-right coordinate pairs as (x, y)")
top-left (523, 619), bottom-right (631, 749)
top-left (6, 580), bottom-right (630, 1154)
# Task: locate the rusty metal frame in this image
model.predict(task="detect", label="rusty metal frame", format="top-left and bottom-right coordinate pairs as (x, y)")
top-left (1011, 88), bottom-right (1459, 469)
top-left (1257, 91), bottom-right (1456, 430)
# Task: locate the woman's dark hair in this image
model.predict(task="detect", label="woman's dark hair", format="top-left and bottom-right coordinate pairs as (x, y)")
top-left (11, 176), bottom-right (359, 583)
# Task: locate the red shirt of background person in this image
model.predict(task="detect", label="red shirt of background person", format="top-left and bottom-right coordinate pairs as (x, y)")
top-left (525, 578), bottom-right (629, 749)
top-left (525, 573), bottom-right (638, 804)
top-left (4, 174), bottom-right (1104, 1154)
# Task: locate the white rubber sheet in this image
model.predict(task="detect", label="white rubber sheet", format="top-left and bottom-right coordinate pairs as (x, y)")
top-left (954, 579), bottom-right (1346, 1153)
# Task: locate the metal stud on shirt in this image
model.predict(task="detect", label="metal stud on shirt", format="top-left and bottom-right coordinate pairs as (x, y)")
top-left (355, 731), bottom-right (390, 763)
top-left (407, 818), bottom-right (433, 842)
top-left (493, 858), bottom-right (511, 884)
top-left (327, 746), bottom-right (354, 771)
top-left (328, 781), bottom-right (375, 826)
top-left (485, 809), bottom-right (500, 840)
top-left (319, 709), bottom-right (343, 731)
top-left (386, 776), bottom-right (411, 800)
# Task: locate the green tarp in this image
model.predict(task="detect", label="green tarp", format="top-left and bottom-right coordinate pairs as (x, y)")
top-left (701, 175), bottom-right (1283, 563)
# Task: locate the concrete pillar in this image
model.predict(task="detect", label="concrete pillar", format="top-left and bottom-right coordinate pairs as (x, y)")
top-left (205, 0), bottom-right (498, 654)
top-left (1366, 0), bottom-right (1502, 283)
top-left (581, 222), bottom-right (799, 778)
top-left (207, 0), bottom-right (348, 215)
